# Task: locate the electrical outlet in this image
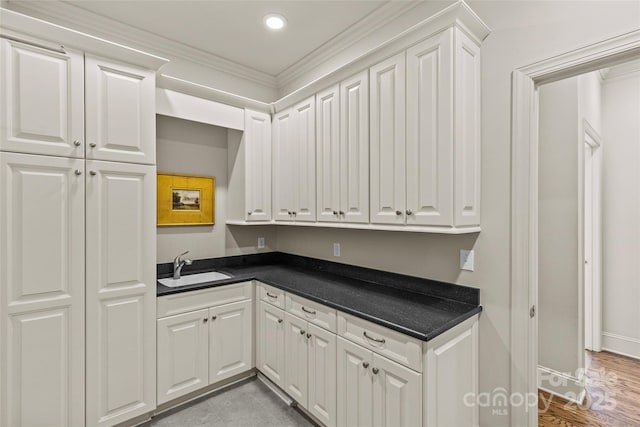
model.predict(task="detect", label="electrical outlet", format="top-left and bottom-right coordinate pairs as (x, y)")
top-left (333, 243), bottom-right (341, 257)
top-left (460, 250), bottom-right (474, 271)
top-left (258, 237), bottom-right (265, 249)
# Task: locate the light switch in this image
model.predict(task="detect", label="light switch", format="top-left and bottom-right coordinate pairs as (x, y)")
top-left (258, 237), bottom-right (265, 249)
top-left (460, 250), bottom-right (474, 271)
top-left (333, 243), bottom-right (341, 257)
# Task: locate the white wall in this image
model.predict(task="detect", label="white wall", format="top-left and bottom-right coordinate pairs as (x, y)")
top-left (601, 66), bottom-right (640, 359)
top-left (156, 115), bottom-right (276, 263)
top-left (538, 77), bottom-right (581, 377)
top-left (275, 2), bottom-right (639, 425)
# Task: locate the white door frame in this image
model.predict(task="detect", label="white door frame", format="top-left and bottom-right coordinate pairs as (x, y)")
top-left (583, 120), bottom-right (603, 352)
top-left (510, 29), bottom-right (640, 427)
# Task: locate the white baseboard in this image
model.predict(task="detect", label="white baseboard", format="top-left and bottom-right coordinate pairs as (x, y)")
top-left (537, 365), bottom-right (585, 405)
top-left (602, 332), bottom-right (640, 360)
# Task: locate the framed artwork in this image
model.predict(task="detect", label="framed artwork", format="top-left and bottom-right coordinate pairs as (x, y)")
top-left (157, 173), bottom-right (215, 226)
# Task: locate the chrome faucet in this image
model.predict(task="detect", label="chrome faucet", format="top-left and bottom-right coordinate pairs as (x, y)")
top-left (173, 251), bottom-right (192, 279)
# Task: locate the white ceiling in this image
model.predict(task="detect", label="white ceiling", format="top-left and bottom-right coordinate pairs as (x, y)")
top-left (48, 0), bottom-right (388, 76)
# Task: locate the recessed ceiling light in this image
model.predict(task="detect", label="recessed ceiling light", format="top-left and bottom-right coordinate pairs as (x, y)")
top-left (263, 14), bottom-right (286, 31)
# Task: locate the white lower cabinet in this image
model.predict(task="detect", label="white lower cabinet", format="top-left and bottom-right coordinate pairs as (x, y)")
top-left (257, 300), bottom-right (286, 388)
top-left (284, 314), bottom-right (337, 427)
top-left (157, 310), bottom-right (209, 405)
top-left (337, 337), bottom-right (421, 427)
top-left (209, 299), bottom-right (253, 383)
top-left (156, 291), bottom-right (253, 405)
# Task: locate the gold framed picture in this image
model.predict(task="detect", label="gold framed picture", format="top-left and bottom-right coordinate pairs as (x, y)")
top-left (157, 173), bottom-right (215, 226)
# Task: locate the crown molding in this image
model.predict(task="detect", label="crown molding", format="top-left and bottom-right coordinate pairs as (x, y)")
top-left (273, 0), bottom-right (491, 112)
top-left (0, 8), bottom-right (168, 70)
top-left (275, 0), bottom-right (422, 89)
top-left (3, 0), bottom-right (277, 88)
top-left (157, 74), bottom-right (272, 114)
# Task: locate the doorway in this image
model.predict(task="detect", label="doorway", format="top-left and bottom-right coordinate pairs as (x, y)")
top-left (509, 29), bottom-right (640, 427)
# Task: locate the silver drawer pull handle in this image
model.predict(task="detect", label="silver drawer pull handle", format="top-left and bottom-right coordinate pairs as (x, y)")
top-left (266, 292), bottom-right (278, 299)
top-left (363, 331), bottom-right (385, 344)
top-left (301, 306), bottom-right (316, 315)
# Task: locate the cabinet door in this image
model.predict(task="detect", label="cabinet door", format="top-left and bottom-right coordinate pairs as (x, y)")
top-left (337, 337), bottom-right (372, 427)
top-left (406, 30), bottom-right (454, 226)
top-left (316, 85), bottom-right (341, 223)
top-left (85, 55), bottom-right (155, 164)
top-left (0, 152), bottom-right (85, 427)
top-left (308, 324), bottom-right (337, 427)
top-left (370, 53), bottom-right (406, 225)
top-left (244, 109), bottom-right (272, 221)
top-left (209, 299), bottom-right (253, 384)
top-left (272, 108), bottom-right (295, 221)
top-left (86, 160), bottom-right (156, 427)
top-left (257, 301), bottom-right (285, 388)
top-left (0, 39), bottom-right (84, 158)
top-left (157, 310), bottom-right (209, 405)
top-left (372, 354), bottom-right (421, 427)
top-left (284, 313), bottom-right (308, 407)
top-left (292, 96), bottom-right (316, 222)
top-left (453, 28), bottom-right (481, 227)
top-left (340, 71), bottom-right (369, 224)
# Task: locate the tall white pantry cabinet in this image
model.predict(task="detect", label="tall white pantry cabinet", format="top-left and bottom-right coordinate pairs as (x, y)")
top-left (0, 35), bottom-right (161, 427)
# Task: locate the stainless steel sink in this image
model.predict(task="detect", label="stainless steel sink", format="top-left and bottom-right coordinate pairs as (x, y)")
top-left (158, 271), bottom-right (232, 288)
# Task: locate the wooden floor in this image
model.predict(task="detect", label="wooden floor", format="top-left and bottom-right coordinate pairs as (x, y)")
top-left (538, 350), bottom-right (640, 426)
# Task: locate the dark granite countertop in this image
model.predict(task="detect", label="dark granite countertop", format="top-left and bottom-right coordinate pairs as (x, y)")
top-left (156, 253), bottom-right (482, 342)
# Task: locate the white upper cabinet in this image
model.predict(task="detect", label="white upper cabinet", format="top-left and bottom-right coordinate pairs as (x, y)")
top-left (292, 97), bottom-right (317, 221)
top-left (273, 96), bottom-right (316, 222)
top-left (85, 55), bottom-right (155, 165)
top-left (369, 52), bottom-right (406, 225)
top-left (453, 29), bottom-right (481, 227)
top-left (406, 29), bottom-right (454, 226)
top-left (316, 85), bottom-right (341, 223)
top-left (339, 71), bottom-right (369, 224)
top-left (228, 109), bottom-right (272, 222)
top-left (0, 39), bottom-right (84, 158)
top-left (273, 108), bottom-right (296, 221)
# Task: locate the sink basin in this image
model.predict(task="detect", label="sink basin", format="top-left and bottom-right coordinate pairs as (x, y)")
top-left (158, 271), bottom-right (232, 288)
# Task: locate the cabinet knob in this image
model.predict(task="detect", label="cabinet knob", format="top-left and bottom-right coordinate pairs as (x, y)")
top-left (362, 361), bottom-right (369, 369)
top-left (333, 210), bottom-right (338, 215)
top-left (89, 142), bottom-right (97, 148)
top-left (73, 140), bottom-right (81, 147)
top-left (247, 212), bottom-right (252, 216)
top-left (203, 318), bottom-right (208, 323)
top-left (278, 318), bottom-right (283, 324)
top-left (395, 210), bottom-right (402, 216)
top-left (89, 171), bottom-right (97, 176)
top-left (406, 210), bottom-right (413, 216)
top-left (300, 330), bottom-right (305, 335)
top-left (211, 316), bottom-right (217, 321)
top-left (339, 210), bottom-right (344, 215)
top-left (306, 333), bottom-right (311, 338)
top-left (372, 367), bottom-right (379, 375)
top-left (288, 211), bottom-right (292, 215)
top-left (292, 211), bottom-right (297, 216)
top-left (74, 169), bottom-right (82, 176)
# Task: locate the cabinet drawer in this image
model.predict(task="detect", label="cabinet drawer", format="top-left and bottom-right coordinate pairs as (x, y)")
top-left (286, 293), bottom-right (337, 333)
top-left (157, 281), bottom-right (253, 318)
top-left (337, 312), bottom-right (422, 372)
top-left (258, 282), bottom-right (285, 309)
